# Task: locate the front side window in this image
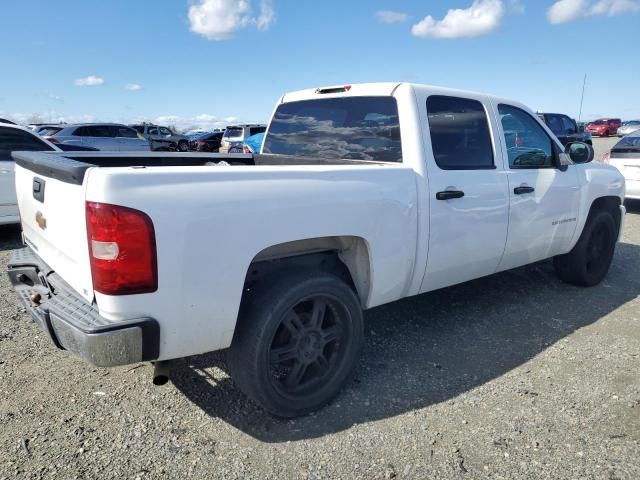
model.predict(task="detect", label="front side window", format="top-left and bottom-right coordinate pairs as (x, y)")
top-left (159, 127), bottom-right (172, 135)
top-left (426, 95), bottom-right (494, 170)
top-left (147, 126), bottom-right (159, 135)
top-left (498, 104), bottom-right (555, 169)
top-left (263, 96), bottom-right (402, 162)
top-left (0, 127), bottom-right (55, 160)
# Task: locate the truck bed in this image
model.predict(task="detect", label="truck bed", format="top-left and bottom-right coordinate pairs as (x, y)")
top-left (12, 151), bottom-right (389, 186)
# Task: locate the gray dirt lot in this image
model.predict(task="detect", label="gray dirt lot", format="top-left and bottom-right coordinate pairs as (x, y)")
top-left (1, 143), bottom-right (638, 479)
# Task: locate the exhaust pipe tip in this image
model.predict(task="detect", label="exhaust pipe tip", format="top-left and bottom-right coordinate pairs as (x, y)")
top-left (152, 361), bottom-right (171, 386)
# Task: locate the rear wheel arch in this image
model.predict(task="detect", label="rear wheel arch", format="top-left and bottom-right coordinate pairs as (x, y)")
top-left (242, 236), bottom-right (373, 308)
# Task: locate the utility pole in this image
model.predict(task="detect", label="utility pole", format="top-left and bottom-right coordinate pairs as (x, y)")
top-left (578, 74), bottom-right (587, 123)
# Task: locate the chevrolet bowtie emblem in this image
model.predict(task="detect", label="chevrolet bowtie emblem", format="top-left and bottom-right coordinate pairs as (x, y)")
top-left (35, 211), bottom-right (47, 230)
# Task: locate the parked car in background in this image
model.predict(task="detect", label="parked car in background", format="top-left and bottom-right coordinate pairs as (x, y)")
top-left (131, 124), bottom-right (190, 152)
top-left (603, 131), bottom-right (640, 199)
top-left (537, 112), bottom-right (592, 146)
top-left (0, 118), bottom-right (17, 124)
top-left (45, 123), bottom-right (151, 151)
top-left (242, 132), bottom-right (265, 153)
top-left (36, 125), bottom-right (65, 137)
top-left (0, 122), bottom-right (61, 225)
top-left (189, 131), bottom-right (224, 152)
top-left (586, 118), bottom-right (622, 137)
top-left (219, 124), bottom-right (267, 153)
top-left (617, 120), bottom-right (640, 137)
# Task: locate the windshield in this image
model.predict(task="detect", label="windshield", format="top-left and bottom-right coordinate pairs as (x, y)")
top-left (223, 127), bottom-right (243, 139)
top-left (623, 120), bottom-right (640, 126)
top-left (263, 96), bottom-right (402, 162)
top-left (592, 120), bottom-right (608, 125)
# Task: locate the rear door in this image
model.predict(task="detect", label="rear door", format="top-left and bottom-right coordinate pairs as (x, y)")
top-left (420, 94), bottom-right (510, 292)
top-left (495, 103), bottom-right (580, 271)
top-left (0, 127), bottom-right (56, 219)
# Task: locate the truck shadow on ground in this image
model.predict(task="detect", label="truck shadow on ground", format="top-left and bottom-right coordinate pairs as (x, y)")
top-left (0, 224), bottom-right (23, 251)
top-left (173, 205), bottom-right (640, 442)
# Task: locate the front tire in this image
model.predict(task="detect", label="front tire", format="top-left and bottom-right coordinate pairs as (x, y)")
top-left (177, 140), bottom-right (189, 152)
top-left (228, 270), bottom-right (364, 417)
top-left (554, 209), bottom-right (617, 286)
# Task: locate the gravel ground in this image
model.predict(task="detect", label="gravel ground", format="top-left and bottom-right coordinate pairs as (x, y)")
top-left (1, 190), bottom-right (639, 479)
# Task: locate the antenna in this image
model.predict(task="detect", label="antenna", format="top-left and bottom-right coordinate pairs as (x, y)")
top-left (578, 74), bottom-right (587, 123)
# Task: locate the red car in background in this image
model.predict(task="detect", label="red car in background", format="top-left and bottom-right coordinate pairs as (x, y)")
top-left (586, 118), bottom-right (622, 137)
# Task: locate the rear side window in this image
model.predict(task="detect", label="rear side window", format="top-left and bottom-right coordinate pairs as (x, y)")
top-left (426, 96), bottom-right (494, 170)
top-left (0, 127), bottom-right (55, 160)
top-left (263, 96), bottom-right (402, 162)
top-left (75, 125), bottom-right (113, 137)
top-left (147, 126), bottom-right (159, 135)
top-left (250, 126), bottom-right (266, 136)
top-left (116, 127), bottom-right (138, 138)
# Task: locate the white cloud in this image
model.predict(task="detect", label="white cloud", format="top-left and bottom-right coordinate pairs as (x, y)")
top-left (548, 0), bottom-right (639, 23)
top-left (547, 0), bottom-right (587, 23)
top-left (375, 10), bottom-right (409, 23)
top-left (194, 113), bottom-right (218, 122)
top-left (188, 0), bottom-right (274, 40)
top-left (589, 0), bottom-right (640, 15)
top-left (412, 0), bottom-right (504, 39)
top-left (74, 75), bottom-right (105, 87)
top-left (125, 83), bottom-right (142, 91)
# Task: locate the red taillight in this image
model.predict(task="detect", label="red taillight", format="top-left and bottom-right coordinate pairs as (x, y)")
top-left (45, 136), bottom-right (59, 144)
top-left (86, 202), bottom-right (157, 295)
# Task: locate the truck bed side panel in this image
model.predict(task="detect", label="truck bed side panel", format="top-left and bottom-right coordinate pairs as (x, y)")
top-left (86, 164), bottom-right (418, 360)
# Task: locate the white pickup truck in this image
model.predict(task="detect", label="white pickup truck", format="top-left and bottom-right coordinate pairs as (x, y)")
top-left (8, 83), bottom-right (626, 417)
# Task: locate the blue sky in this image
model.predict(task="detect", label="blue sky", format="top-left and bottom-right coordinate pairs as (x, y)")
top-left (1, 0), bottom-right (639, 130)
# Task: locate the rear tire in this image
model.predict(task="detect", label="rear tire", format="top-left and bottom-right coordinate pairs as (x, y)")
top-left (228, 270), bottom-right (364, 417)
top-left (553, 209), bottom-right (617, 286)
top-left (177, 140), bottom-right (189, 152)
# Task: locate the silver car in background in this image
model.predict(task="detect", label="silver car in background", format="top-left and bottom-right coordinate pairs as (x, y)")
top-left (45, 123), bottom-right (151, 151)
top-left (617, 120), bottom-right (640, 137)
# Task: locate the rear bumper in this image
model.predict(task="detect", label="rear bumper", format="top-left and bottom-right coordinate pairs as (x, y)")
top-left (7, 246), bottom-right (159, 367)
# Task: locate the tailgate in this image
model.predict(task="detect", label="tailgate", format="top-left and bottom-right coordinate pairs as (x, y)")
top-left (13, 152), bottom-right (94, 302)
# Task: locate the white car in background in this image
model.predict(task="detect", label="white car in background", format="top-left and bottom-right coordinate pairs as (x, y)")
top-left (605, 131), bottom-right (640, 199)
top-left (0, 122), bottom-right (62, 225)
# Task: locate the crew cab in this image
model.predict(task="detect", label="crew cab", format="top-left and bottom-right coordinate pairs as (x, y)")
top-left (8, 83), bottom-right (626, 417)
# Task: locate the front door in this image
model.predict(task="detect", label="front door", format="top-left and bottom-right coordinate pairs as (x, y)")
top-left (495, 103), bottom-right (580, 271)
top-left (420, 94), bottom-right (510, 293)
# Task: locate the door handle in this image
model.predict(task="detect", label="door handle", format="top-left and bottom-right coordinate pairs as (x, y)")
top-left (436, 190), bottom-right (465, 200)
top-left (514, 185), bottom-right (535, 195)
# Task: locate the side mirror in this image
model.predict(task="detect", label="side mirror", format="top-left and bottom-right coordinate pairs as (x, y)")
top-left (565, 141), bottom-right (594, 164)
